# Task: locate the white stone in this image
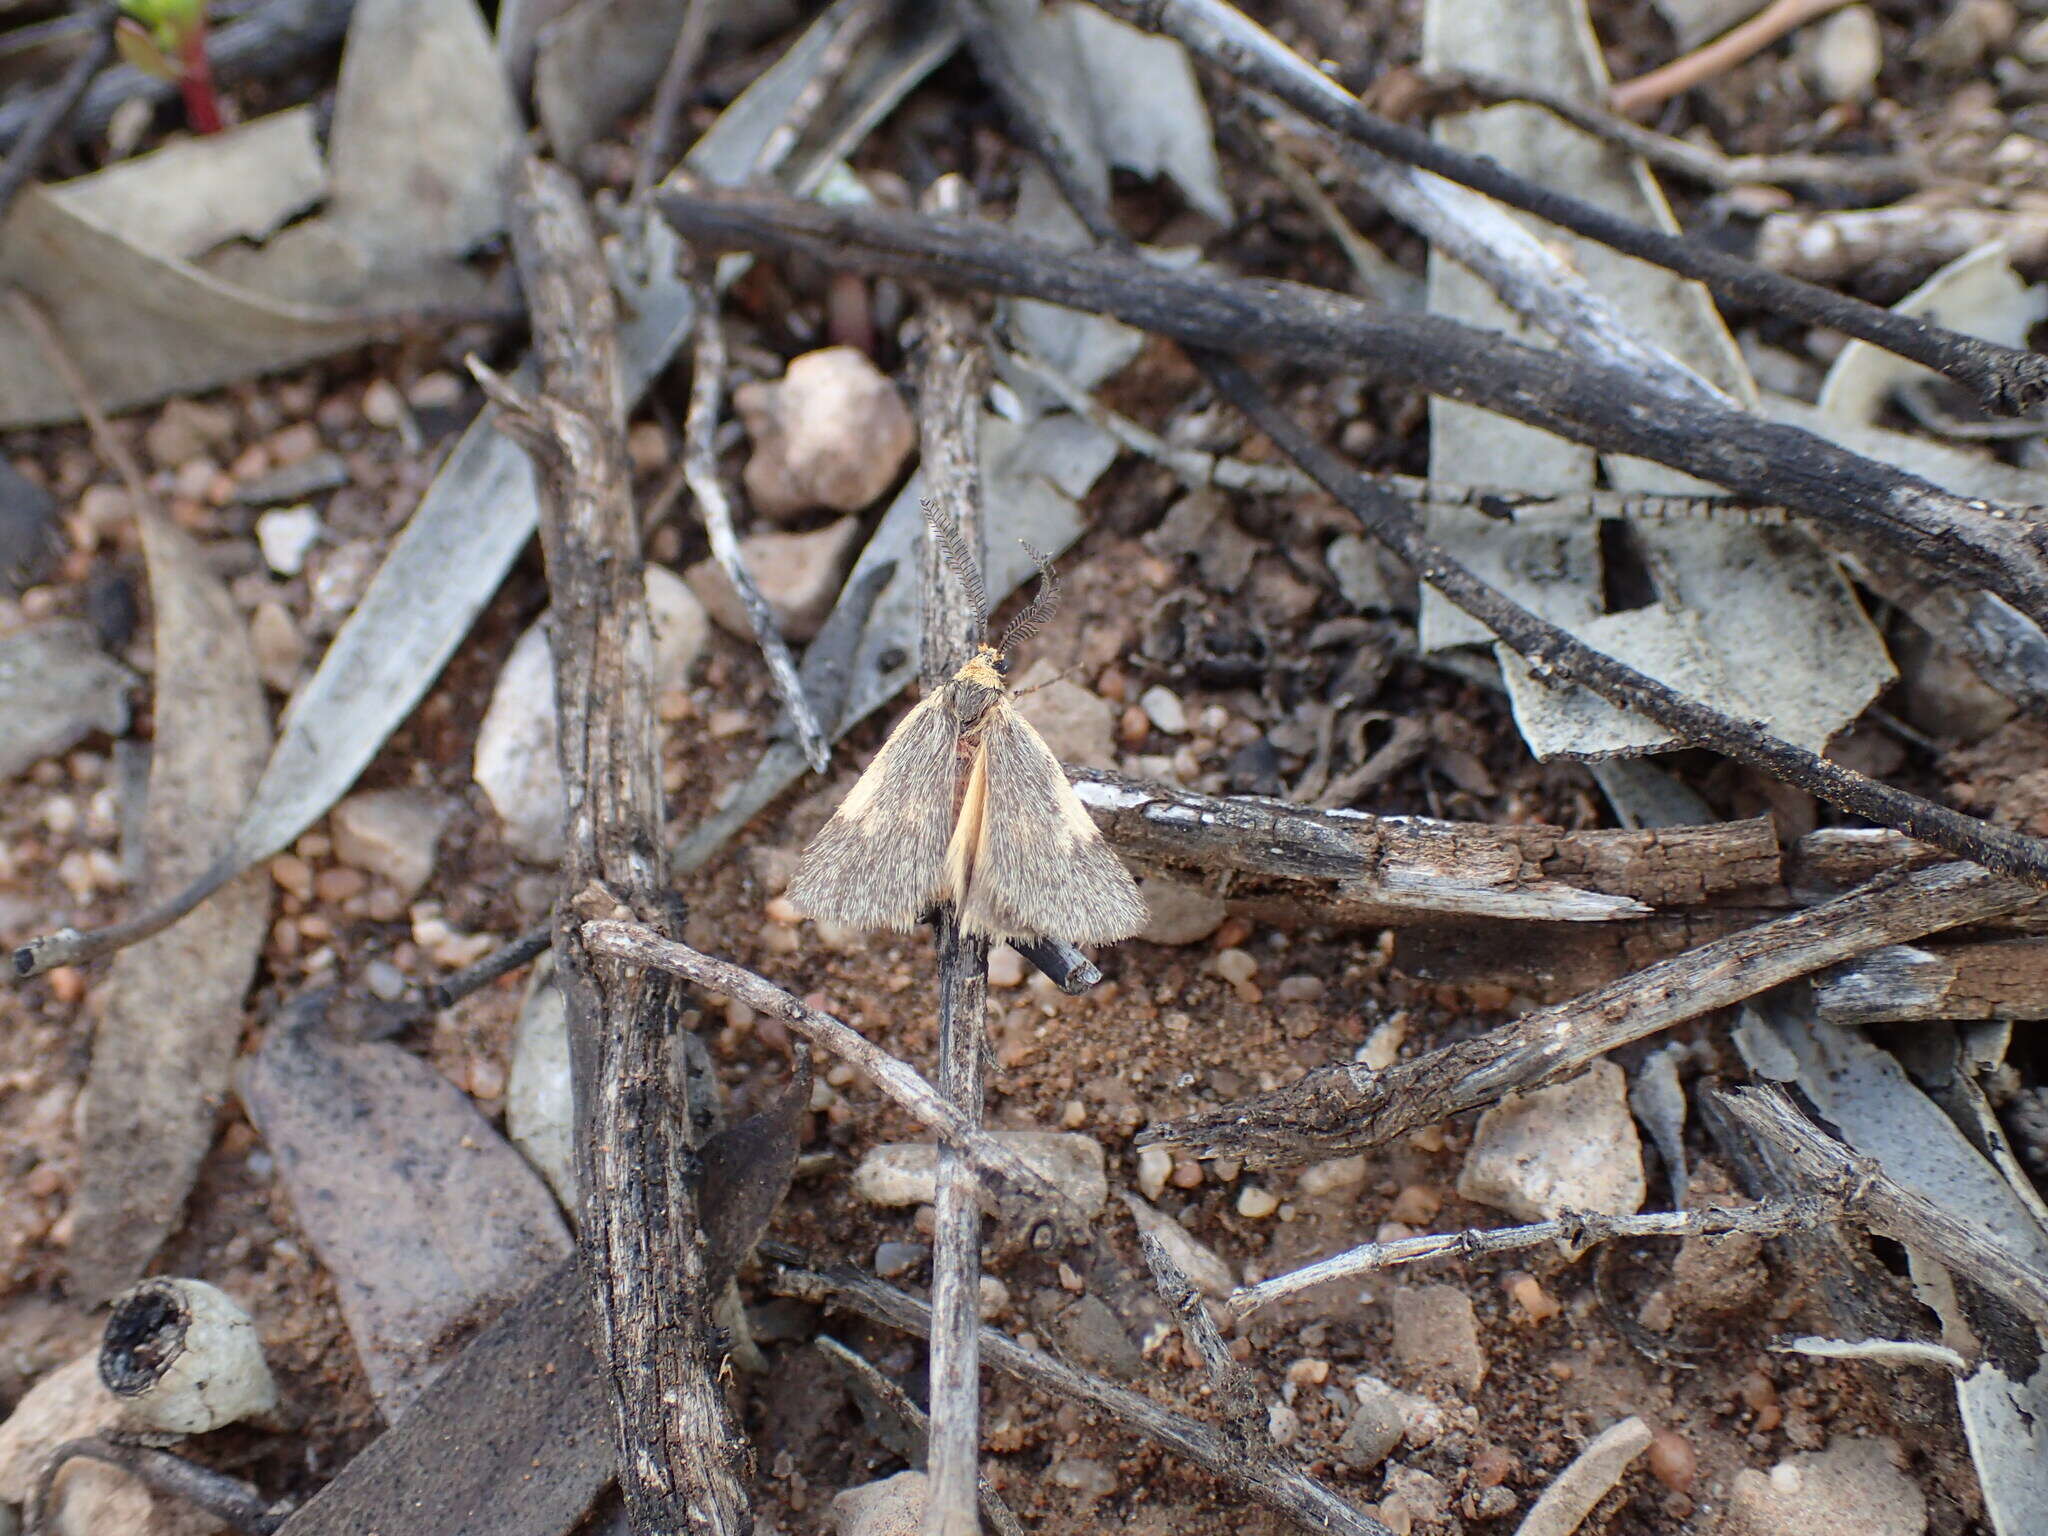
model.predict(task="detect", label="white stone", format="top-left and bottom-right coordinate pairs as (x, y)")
top-left (506, 969), bottom-right (574, 1207)
top-left (736, 347), bottom-right (916, 521)
top-left (1456, 1059), bottom-right (1645, 1223)
top-left (832, 1470), bottom-right (928, 1536)
top-left (1722, 1437), bottom-right (1926, 1536)
top-left (853, 1132), bottom-right (1108, 1216)
top-left (473, 572), bottom-right (701, 866)
top-left (1389, 1283), bottom-right (1486, 1395)
top-left (1013, 660), bottom-right (1116, 769)
top-left (331, 788), bottom-right (452, 898)
top-left (1122, 1193), bottom-right (1234, 1298)
top-left (1136, 875), bottom-right (1227, 946)
top-left (255, 504), bottom-right (321, 576)
top-left (1139, 684), bottom-right (1187, 735)
top-left (684, 516), bottom-right (863, 643)
top-left (1136, 1144), bottom-right (1174, 1201)
top-left (1803, 6), bottom-right (1883, 103)
top-left (1298, 1155), bottom-right (1368, 1198)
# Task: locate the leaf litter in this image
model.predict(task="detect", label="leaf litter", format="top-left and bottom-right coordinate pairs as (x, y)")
top-left (13, 0), bottom-right (2048, 1532)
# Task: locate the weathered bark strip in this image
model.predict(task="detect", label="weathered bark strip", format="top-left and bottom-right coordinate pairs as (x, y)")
top-left (653, 185), bottom-right (2048, 645)
top-left (478, 158), bottom-right (750, 1535)
top-left (1814, 936), bottom-right (2048, 1024)
top-left (1722, 1085), bottom-right (2048, 1334)
top-left (1146, 862), bottom-right (2038, 1167)
top-left (768, 1253), bottom-right (1394, 1536)
top-left (1081, 0), bottom-right (2048, 411)
top-left (914, 178), bottom-right (993, 1536)
top-left (1072, 769), bottom-right (1780, 922)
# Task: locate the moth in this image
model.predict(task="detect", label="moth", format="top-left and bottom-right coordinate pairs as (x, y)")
top-left (787, 508), bottom-right (1147, 947)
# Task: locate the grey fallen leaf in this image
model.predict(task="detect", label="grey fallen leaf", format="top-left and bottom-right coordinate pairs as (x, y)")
top-left (239, 996), bottom-right (572, 1418)
top-left (1060, 1), bottom-right (1231, 223)
top-left (0, 619), bottom-right (131, 779)
top-left (1419, 0), bottom-right (1890, 760)
top-left (1629, 1042), bottom-right (1692, 1211)
top-left (70, 516), bottom-right (273, 1304)
top-left (698, 1054), bottom-right (811, 1294)
top-left (13, 0), bottom-right (957, 976)
top-left (0, 184), bottom-right (396, 428)
top-left (1738, 993), bottom-right (2048, 1536)
top-left (324, 0), bottom-right (524, 264)
top-left (47, 107), bottom-right (326, 264)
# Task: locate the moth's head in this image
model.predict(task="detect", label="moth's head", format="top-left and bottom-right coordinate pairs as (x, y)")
top-left (956, 646), bottom-right (1008, 688)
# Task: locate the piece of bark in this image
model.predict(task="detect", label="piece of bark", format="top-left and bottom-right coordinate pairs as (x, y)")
top-left (480, 156), bottom-right (750, 1533)
top-left (270, 1261), bottom-right (609, 1536)
top-left (1071, 768), bottom-right (1778, 924)
top-left (1147, 861), bottom-right (2038, 1166)
top-left (1815, 936), bottom-right (2048, 1024)
top-left (71, 512), bottom-right (271, 1302)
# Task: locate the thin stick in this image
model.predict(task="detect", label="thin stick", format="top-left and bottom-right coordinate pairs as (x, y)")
top-left (1146, 860), bottom-right (2036, 1165)
top-left (28, 1438), bottom-right (286, 1536)
top-left (578, 919), bottom-right (1097, 1246)
top-left (629, 0), bottom-right (725, 203)
top-left (483, 158), bottom-right (749, 1535)
top-left (1610, 0), bottom-right (1852, 116)
top-left (914, 175), bottom-right (993, 1536)
top-left (1077, 0), bottom-right (2048, 411)
top-left (1234, 1194), bottom-right (1829, 1315)
top-left (768, 1253), bottom-right (1394, 1536)
top-left (0, 5), bottom-right (117, 226)
top-left (1431, 67), bottom-right (1918, 192)
top-left (682, 267), bottom-right (832, 772)
top-left (1138, 1231), bottom-right (1262, 1440)
top-left (815, 1338), bottom-right (1029, 1536)
top-left (1722, 1084), bottom-right (2048, 1334)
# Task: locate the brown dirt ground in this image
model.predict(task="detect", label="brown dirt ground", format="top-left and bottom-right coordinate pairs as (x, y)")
top-left (0, 1), bottom-right (2034, 1532)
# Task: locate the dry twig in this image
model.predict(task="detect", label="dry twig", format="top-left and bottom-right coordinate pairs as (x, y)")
top-left (1148, 861), bottom-right (2035, 1165)
top-left (1235, 1195), bottom-right (1830, 1315)
top-left (914, 174), bottom-right (993, 1536)
top-left (0, 6), bottom-right (117, 225)
top-left (1722, 1085), bottom-right (2048, 1333)
top-left (473, 158), bottom-right (749, 1534)
top-left (682, 265), bottom-right (832, 772)
top-left (1610, 0), bottom-right (1853, 116)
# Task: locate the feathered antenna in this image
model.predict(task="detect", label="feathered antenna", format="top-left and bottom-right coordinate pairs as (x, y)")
top-left (920, 498), bottom-right (987, 642)
top-left (997, 541), bottom-right (1061, 654)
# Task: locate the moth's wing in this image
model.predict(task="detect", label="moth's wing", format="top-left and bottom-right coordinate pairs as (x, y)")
top-left (787, 693), bottom-right (959, 931)
top-left (957, 702), bottom-right (1148, 945)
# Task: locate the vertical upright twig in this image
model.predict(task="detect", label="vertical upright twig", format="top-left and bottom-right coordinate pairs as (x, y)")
top-left (682, 267), bottom-right (833, 772)
top-left (473, 158), bottom-right (751, 1536)
top-left (915, 173), bottom-right (991, 1536)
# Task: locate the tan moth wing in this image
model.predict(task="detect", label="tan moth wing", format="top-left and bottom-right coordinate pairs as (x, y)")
top-left (957, 699), bottom-right (1147, 944)
top-left (787, 692), bottom-right (959, 931)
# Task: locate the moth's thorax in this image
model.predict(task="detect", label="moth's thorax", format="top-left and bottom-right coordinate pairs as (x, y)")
top-left (944, 648), bottom-right (1009, 725)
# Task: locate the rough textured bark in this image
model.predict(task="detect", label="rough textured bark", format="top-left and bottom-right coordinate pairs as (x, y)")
top-left (484, 156), bottom-right (750, 1535)
top-left (1147, 862), bottom-right (2038, 1166)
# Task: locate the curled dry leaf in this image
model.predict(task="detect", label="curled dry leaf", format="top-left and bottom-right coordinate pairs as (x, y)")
top-left (70, 513), bottom-right (272, 1304)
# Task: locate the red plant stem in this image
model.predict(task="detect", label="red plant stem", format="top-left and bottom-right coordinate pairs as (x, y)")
top-left (177, 17), bottom-right (222, 134)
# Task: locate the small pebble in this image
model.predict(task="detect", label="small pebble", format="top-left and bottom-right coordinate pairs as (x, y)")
top-left (1169, 1159), bottom-right (1204, 1190)
top-left (269, 853), bottom-right (314, 901)
top-left (1136, 1145), bottom-right (1174, 1201)
top-left (1139, 685), bottom-right (1187, 735)
top-left (248, 601), bottom-right (307, 693)
top-left (1388, 1185), bottom-right (1441, 1226)
top-left (1118, 703), bottom-right (1150, 748)
top-left (362, 379), bottom-right (407, 430)
top-left (1236, 1185), bottom-right (1279, 1218)
top-left (1298, 1156), bottom-right (1367, 1197)
top-left (978, 1276), bottom-right (1009, 1320)
top-left (1507, 1273), bottom-right (1561, 1323)
top-left (764, 896), bottom-right (802, 926)
top-left (1213, 948), bottom-right (1258, 986)
top-left (1275, 973), bottom-right (1324, 1003)
top-left (734, 347), bottom-right (915, 521)
top-left (363, 959), bottom-right (407, 1001)
top-left (874, 1242), bottom-right (926, 1279)
top-left (1285, 1358), bottom-right (1330, 1387)
top-left (1648, 1429), bottom-right (1697, 1494)
top-left (987, 944), bottom-right (1025, 988)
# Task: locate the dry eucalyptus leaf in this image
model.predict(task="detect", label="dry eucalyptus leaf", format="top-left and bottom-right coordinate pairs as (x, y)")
top-left (70, 515), bottom-right (272, 1303)
top-left (239, 1004), bottom-right (572, 1417)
